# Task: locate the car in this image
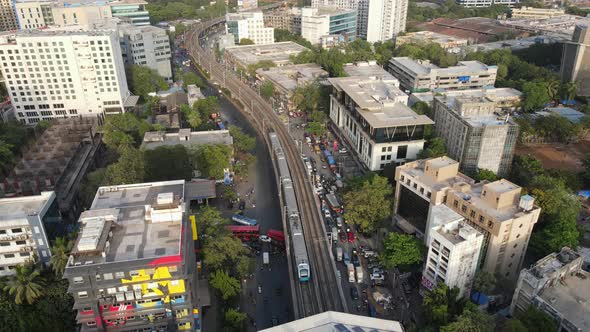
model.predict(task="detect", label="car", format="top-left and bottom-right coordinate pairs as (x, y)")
top-left (313, 167), bottom-right (318, 173)
top-left (350, 287), bottom-right (359, 300)
top-left (325, 217), bottom-right (334, 228)
top-left (324, 209), bottom-right (331, 219)
top-left (258, 285), bottom-right (262, 294)
top-left (259, 235), bottom-right (272, 243)
top-left (347, 231), bottom-right (355, 243)
top-left (352, 253), bottom-right (360, 267)
top-left (339, 147), bottom-right (348, 153)
top-left (372, 267), bottom-right (384, 275)
top-left (340, 231), bottom-right (347, 243)
top-left (336, 217), bottom-right (344, 227)
top-left (239, 201), bottom-right (246, 210)
top-left (322, 164), bottom-right (327, 169)
top-left (370, 273), bottom-right (385, 282)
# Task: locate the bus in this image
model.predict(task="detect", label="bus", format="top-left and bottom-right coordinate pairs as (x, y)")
top-left (226, 225), bottom-right (260, 241)
top-left (267, 229), bottom-right (285, 246)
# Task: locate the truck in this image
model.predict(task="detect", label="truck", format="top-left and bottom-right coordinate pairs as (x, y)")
top-left (326, 193), bottom-right (341, 213)
top-left (232, 214), bottom-right (258, 226)
top-left (332, 227), bottom-right (338, 243)
top-left (336, 247), bottom-right (343, 261)
top-left (356, 266), bottom-right (363, 283)
top-left (263, 252), bottom-right (269, 265)
top-left (347, 263), bottom-right (355, 283)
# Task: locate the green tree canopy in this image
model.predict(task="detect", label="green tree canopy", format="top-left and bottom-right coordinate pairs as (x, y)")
top-left (381, 233), bottom-right (424, 269)
top-left (412, 101), bottom-right (433, 119)
top-left (127, 65), bottom-right (168, 101)
top-left (509, 155), bottom-right (544, 188)
top-left (306, 121), bottom-right (325, 136)
top-left (49, 237), bottom-right (74, 277)
top-left (197, 206), bottom-right (230, 236)
top-left (101, 113), bottom-right (152, 150)
top-left (342, 174), bottom-right (392, 233)
top-left (3, 264), bottom-right (45, 305)
top-left (239, 38), bottom-right (254, 45)
top-left (517, 306), bottom-right (558, 332)
top-left (144, 145), bottom-right (193, 182)
top-left (229, 126), bottom-right (256, 153)
top-left (440, 307), bottom-right (495, 332)
top-left (260, 80), bottom-right (275, 100)
top-left (246, 60), bottom-right (276, 77)
top-left (522, 81), bottom-right (550, 112)
top-left (209, 270), bottom-right (241, 300)
top-left (418, 137), bottom-right (447, 159)
top-left (105, 145), bottom-right (145, 185)
top-left (474, 169), bottom-right (498, 182)
top-left (224, 308), bottom-right (248, 331)
top-left (203, 235), bottom-right (250, 277)
top-left (190, 144), bottom-right (232, 179)
top-left (423, 284), bottom-right (467, 328)
top-left (183, 71), bottom-right (205, 88)
top-left (502, 319), bottom-right (528, 332)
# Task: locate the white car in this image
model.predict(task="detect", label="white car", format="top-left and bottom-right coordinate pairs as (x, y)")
top-left (324, 209), bottom-right (331, 219)
top-left (370, 273), bottom-right (385, 281)
top-left (339, 147), bottom-right (348, 153)
top-left (259, 235), bottom-right (272, 243)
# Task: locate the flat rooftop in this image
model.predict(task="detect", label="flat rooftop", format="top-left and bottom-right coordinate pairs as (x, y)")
top-left (328, 76), bottom-right (408, 110)
top-left (397, 31), bottom-right (469, 46)
top-left (437, 219), bottom-right (480, 245)
top-left (0, 192), bottom-right (54, 224)
top-left (436, 94), bottom-right (516, 127)
top-left (358, 103), bottom-right (434, 128)
top-left (399, 158), bottom-right (474, 193)
top-left (256, 64), bottom-right (328, 93)
top-left (261, 311), bottom-right (404, 332)
top-left (69, 181), bottom-right (185, 265)
top-left (343, 61), bottom-right (397, 81)
top-left (412, 87), bottom-right (522, 105)
top-left (390, 57), bottom-right (496, 76)
top-left (538, 272), bottom-right (590, 332)
top-left (142, 129), bottom-right (233, 149)
top-left (225, 42), bottom-right (309, 67)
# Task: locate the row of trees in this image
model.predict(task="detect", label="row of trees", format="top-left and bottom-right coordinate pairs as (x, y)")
top-left (147, 0), bottom-right (227, 23)
top-left (180, 96), bottom-right (221, 130)
top-left (0, 122), bottom-right (29, 173)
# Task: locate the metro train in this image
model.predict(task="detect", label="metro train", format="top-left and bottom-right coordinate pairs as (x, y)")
top-left (269, 132), bottom-right (310, 282)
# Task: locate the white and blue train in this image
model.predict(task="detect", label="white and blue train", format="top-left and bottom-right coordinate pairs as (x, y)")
top-left (269, 132), bottom-right (310, 282)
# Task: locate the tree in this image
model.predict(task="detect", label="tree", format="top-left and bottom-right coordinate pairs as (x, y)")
top-left (441, 307), bottom-right (495, 332)
top-left (260, 81), bottom-right (275, 100)
top-left (306, 121), bottom-right (325, 136)
top-left (209, 270), bottom-right (241, 301)
top-left (502, 319), bottom-right (528, 332)
top-left (49, 237), bottom-right (74, 277)
top-left (418, 137), bottom-right (447, 159)
top-left (374, 40), bottom-right (395, 66)
top-left (186, 110), bottom-right (203, 129)
top-left (509, 155), bottom-right (544, 188)
top-left (342, 174), bottom-right (392, 233)
top-left (517, 306), bottom-right (558, 332)
top-left (105, 145), bottom-right (145, 185)
top-left (239, 38), bottom-right (254, 45)
top-left (546, 79), bottom-right (560, 102)
top-left (144, 145), bottom-right (192, 181)
top-left (412, 101), bottom-right (433, 119)
top-left (0, 140), bottom-right (14, 171)
top-left (197, 206), bottom-right (230, 236)
top-left (229, 126), bottom-right (256, 153)
top-left (472, 271), bottom-right (496, 304)
top-left (224, 308), bottom-right (247, 331)
top-left (190, 144), bottom-right (232, 179)
top-left (183, 71), bottom-right (205, 88)
top-left (522, 81), bottom-right (550, 112)
top-left (560, 81), bottom-right (579, 101)
top-left (3, 264), bottom-right (45, 305)
top-left (246, 60), bottom-right (276, 77)
top-left (203, 235), bottom-right (249, 277)
top-left (101, 113), bottom-right (152, 150)
top-left (423, 284), bottom-right (466, 328)
top-left (80, 168), bottom-right (107, 206)
top-left (127, 65), bottom-right (168, 101)
top-left (474, 169), bottom-right (498, 182)
top-left (192, 96), bottom-right (221, 122)
top-left (381, 233), bottom-right (424, 268)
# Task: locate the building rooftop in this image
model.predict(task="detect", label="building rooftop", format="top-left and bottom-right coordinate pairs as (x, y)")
top-left (538, 272), bottom-right (590, 331)
top-left (399, 157), bottom-right (475, 193)
top-left (328, 76), bottom-right (408, 110)
top-left (142, 129), bottom-right (233, 149)
top-left (430, 204), bottom-right (464, 231)
top-left (256, 64), bottom-right (328, 93)
top-left (343, 61), bottom-right (397, 81)
top-left (69, 180), bottom-right (185, 266)
top-left (225, 41), bottom-right (309, 67)
top-left (436, 218), bottom-right (481, 245)
top-left (358, 103), bottom-right (434, 128)
top-left (390, 57), bottom-right (497, 76)
top-left (0, 192), bottom-right (55, 224)
top-left (412, 87), bottom-right (522, 106)
top-left (396, 31), bottom-right (469, 49)
top-left (435, 93), bottom-right (516, 127)
top-left (543, 107), bottom-right (586, 123)
top-left (261, 311), bottom-right (404, 332)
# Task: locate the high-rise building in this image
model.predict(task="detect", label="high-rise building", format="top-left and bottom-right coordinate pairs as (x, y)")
top-left (394, 157), bottom-right (541, 279)
top-left (561, 24), bottom-right (590, 96)
top-left (0, 191), bottom-right (59, 276)
top-left (311, 0), bottom-right (407, 42)
top-left (226, 11), bottom-right (274, 45)
top-left (64, 180), bottom-right (198, 332)
top-left (432, 92), bottom-right (519, 177)
top-left (387, 57), bottom-right (498, 93)
top-left (0, 28), bottom-right (135, 124)
top-left (263, 7), bottom-right (301, 34)
top-left (0, 0), bottom-right (18, 31)
top-left (422, 205), bottom-right (483, 298)
top-left (300, 7), bottom-right (357, 46)
top-left (118, 23), bottom-right (172, 81)
top-left (238, 0), bottom-right (257, 11)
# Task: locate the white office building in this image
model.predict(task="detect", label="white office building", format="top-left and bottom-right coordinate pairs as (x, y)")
top-left (118, 23), bottom-right (172, 81)
top-left (422, 204), bottom-right (483, 298)
top-left (300, 7), bottom-right (357, 46)
top-left (0, 192), bottom-right (58, 276)
top-left (226, 11), bottom-right (274, 45)
top-left (0, 28), bottom-right (135, 124)
top-left (311, 0), bottom-right (407, 42)
top-left (329, 73), bottom-right (433, 171)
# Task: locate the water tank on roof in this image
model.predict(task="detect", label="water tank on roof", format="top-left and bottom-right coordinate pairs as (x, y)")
top-left (519, 195), bottom-right (534, 212)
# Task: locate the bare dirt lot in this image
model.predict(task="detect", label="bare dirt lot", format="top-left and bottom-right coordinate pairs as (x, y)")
top-left (515, 140), bottom-right (590, 172)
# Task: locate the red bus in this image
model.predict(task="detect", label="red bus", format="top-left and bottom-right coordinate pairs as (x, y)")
top-left (267, 229), bottom-right (285, 245)
top-left (226, 225), bottom-right (260, 241)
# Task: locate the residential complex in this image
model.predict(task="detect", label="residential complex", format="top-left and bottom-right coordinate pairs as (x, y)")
top-left (263, 7), bottom-right (301, 34)
top-left (0, 28), bottom-right (135, 124)
top-left (394, 157), bottom-right (541, 279)
top-left (422, 205), bottom-right (483, 298)
top-left (118, 23), bottom-right (172, 81)
top-left (510, 247), bottom-right (590, 332)
top-left (256, 63), bottom-right (328, 112)
top-left (456, 0), bottom-right (518, 8)
top-left (238, 0), bottom-right (257, 11)
top-left (300, 7), bottom-right (357, 46)
top-left (499, 15), bottom-right (590, 40)
top-left (510, 6), bottom-right (565, 19)
top-left (63, 180), bottom-right (198, 332)
top-left (432, 92), bottom-right (519, 177)
top-left (395, 31), bottom-right (468, 53)
top-left (0, 192), bottom-right (58, 277)
top-left (0, 0), bottom-right (18, 31)
top-left (409, 87), bottom-right (523, 113)
top-left (328, 74), bottom-right (433, 171)
top-left (226, 11), bottom-right (274, 45)
top-left (561, 24), bottom-right (590, 96)
top-left (15, 0), bottom-right (150, 29)
top-left (263, 311), bottom-right (404, 332)
top-left (387, 57), bottom-right (497, 93)
top-left (0, 117), bottom-right (102, 221)
top-left (224, 41), bottom-right (309, 68)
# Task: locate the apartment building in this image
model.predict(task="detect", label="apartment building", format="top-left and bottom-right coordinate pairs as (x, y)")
top-left (301, 7), bottom-right (357, 46)
top-left (432, 93), bottom-right (519, 177)
top-left (511, 6), bottom-right (565, 19)
top-left (0, 28), bottom-right (134, 124)
top-left (422, 204), bottom-right (483, 298)
top-left (15, 0), bottom-right (150, 29)
top-left (63, 180), bottom-right (198, 332)
top-left (387, 57), bottom-right (497, 93)
top-left (510, 247), bottom-right (590, 332)
top-left (329, 74), bottom-right (433, 171)
top-left (561, 25), bottom-right (590, 96)
top-left (343, 60), bottom-right (396, 80)
top-left (394, 157), bottom-right (541, 279)
top-left (409, 87), bottom-right (522, 113)
top-left (238, 0), bottom-right (257, 11)
top-left (456, 0), bottom-right (518, 8)
top-left (118, 23), bottom-right (172, 81)
top-left (224, 41), bottom-right (309, 68)
top-left (311, 0), bottom-right (407, 42)
top-left (0, 192), bottom-right (58, 277)
top-left (263, 7), bottom-right (301, 34)
top-left (0, 0), bottom-right (17, 31)
top-left (226, 11), bottom-right (274, 45)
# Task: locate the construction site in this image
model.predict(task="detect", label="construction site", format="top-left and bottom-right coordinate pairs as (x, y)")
top-left (0, 116), bottom-right (103, 221)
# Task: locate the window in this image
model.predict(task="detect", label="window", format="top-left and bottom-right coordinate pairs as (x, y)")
top-left (15, 240), bottom-right (26, 245)
top-left (19, 252), bottom-right (29, 257)
top-left (41, 250), bottom-right (47, 257)
top-left (0, 230), bottom-right (5, 234)
top-left (0, 243), bottom-right (9, 247)
top-left (4, 254), bottom-right (15, 258)
top-left (397, 145), bottom-right (407, 159)
top-left (11, 228), bottom-right (22, 233)
top-left (37, 238), bottom-right (44, 246)
top-left (33, 226), bottom-right (40, 234)
top-left (86, 321), bottom-right (96, 327)
top-left (78, 291), bottom-right (88, 298)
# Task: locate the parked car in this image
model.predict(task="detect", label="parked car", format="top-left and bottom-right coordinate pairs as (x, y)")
top-left (370, 273), bottom-right (385, 282)
top-left (339, 147), bottom-right (348, 153)
top-left (259, 235), bottom-right (272, 243)
top-left (352, 253), bottom-right (360, 267)
top-left (340, 231), bottom-right (347, 243)
top-left (350, 287), bottom-right (359, 300)
top-left (347, 231), bottom-right (355, 243)
top-left (324, 209), bottom-right (331, 219)
top-left (372, 267), bottom-right (384, 275)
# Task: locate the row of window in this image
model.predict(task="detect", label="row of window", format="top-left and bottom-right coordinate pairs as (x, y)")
top-left (0, 252), bottom-right (30, 259)
top-left (0, 240), bottom-right (29, 246)
top-left (72, 266), bottom-right (180, 285)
